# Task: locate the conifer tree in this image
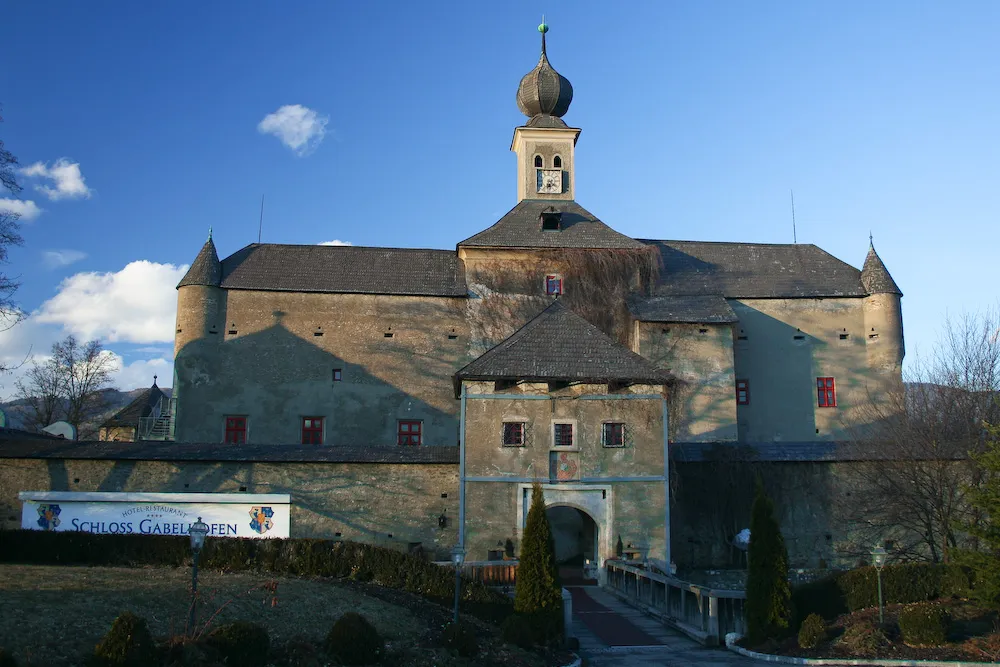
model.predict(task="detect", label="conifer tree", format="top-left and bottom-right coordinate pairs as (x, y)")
top-left (959, 424), bottom-right (1000, 607)
top-left (745, 477), bottom-right (791, 642)
top-left (514, 482), bottom-right (562, 614)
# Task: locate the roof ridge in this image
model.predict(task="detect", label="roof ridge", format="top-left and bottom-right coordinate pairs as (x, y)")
top-left (640, 238), bottom-right (821, 249)
top-left (237, 243), bottom-right (457, 253)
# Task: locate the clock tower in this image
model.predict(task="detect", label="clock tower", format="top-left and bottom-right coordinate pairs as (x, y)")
top-left (512, 24), bottom-right (580, 203)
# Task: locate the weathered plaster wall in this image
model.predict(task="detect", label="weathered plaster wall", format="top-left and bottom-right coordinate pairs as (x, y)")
top-left (174, 290), bottom-right (469, 445)
top-left (730, 298), bottom-right (889, 442)
top-left (512, 127), bottom-right (578, 201)
top-left (99, 426), bottom-right (136, 442)
top-left (0, 458), bottom-right (459, 558)
top-left (634, 322), bottom-right (737, 442)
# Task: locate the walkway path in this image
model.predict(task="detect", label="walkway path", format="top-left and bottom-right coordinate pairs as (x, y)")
top-left (568, 586), bottom-right (756, 667)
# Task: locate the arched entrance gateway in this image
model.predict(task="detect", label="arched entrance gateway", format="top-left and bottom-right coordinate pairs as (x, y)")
top-left (546, 505), bottom-right (598, 584)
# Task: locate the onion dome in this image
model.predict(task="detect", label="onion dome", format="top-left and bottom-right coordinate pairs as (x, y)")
top-left (177, 229), bottom-right (222, 288)
top-left (861, 240), bottom-right (902, 296)
top-left (516, 23), bottom-right (574, 123)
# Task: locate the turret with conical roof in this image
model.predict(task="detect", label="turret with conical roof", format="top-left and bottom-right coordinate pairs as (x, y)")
top-left (861, 240), bottom-right (904, 377)
top-left (511, 23), bottom-right (581, 203)
top-left (174, 229), bottom-right (226, 359)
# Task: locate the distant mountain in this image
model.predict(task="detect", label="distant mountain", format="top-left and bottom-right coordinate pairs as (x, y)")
top-left (1, 386), bottom-right (172, 439)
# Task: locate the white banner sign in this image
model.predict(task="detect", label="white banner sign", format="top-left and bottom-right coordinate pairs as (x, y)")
top-left (19, 492), bottom-right (290, 539)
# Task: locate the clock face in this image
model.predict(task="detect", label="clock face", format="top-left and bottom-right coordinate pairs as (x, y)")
top-left (537, 169), bottom-right (562, 194)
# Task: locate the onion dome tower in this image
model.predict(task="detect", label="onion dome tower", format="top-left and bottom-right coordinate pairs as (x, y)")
top-left (511, 23), bottom-right (581, 202)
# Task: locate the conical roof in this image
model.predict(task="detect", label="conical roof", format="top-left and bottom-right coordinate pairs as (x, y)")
top-left (516, 24), bottom-right (574, 122)
top-left (861, 242), bottom-right (901, 295)
top-left (178, 233), bottom-right (222, 288)
top-left (454, 300), bottom-right (669, 395)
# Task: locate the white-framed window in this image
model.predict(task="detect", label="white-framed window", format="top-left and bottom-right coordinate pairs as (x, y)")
top-left (602, 422), bottom-right (628, 448)
top-left (552, 421), bottom-right (575, 448)
top-left (502, 421), bottom-right (527, 447)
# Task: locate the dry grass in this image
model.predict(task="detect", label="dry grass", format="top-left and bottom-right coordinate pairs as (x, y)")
top-left (0, 564), bottom-right (424, 666)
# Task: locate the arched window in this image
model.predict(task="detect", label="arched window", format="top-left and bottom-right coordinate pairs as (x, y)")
top-left (534, 155), bottom-right (543, 168)
top-left (553, 155), bottom-right (562, 169)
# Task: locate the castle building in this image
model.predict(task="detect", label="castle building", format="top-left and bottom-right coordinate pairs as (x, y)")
top-left (1, 26), bottom-right (903, 573)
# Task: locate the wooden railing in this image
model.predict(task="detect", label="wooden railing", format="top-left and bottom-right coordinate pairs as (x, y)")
top-left (434, 560), bottom-right (519, 592)
top-left (605, 559), bottom-right (745, 646)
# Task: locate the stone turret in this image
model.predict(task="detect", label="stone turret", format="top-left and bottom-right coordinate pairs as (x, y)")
top-left (175, 230), bottom-right (225, 358)
top-left (861, 241), bottom-right (904, 376)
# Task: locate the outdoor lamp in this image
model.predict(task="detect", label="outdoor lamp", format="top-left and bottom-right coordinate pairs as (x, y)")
top-left (189, 517), bottom-right (209, 553)
top-left (451, 545), bottom-right (466, 623)
top-left (187, 517), bottom-right (210, 635)
top-left (870, 544), bottom-right (888, 625)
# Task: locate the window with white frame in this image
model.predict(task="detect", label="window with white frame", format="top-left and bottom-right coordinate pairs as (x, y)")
top-left (602, 422), bottom-right (627, 448)
top-left (553, 422), bottom-right (574, 447)
top-left (502, 421), bottom-right (526, 447)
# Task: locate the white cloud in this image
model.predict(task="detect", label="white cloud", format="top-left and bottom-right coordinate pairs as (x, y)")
top-left (257, 104), bottom-right (329, 156)
top-left (110, 354), bottom-right (173, 393)
top-left (34, 260), bottom-right (188, 343)
top-left (0, 198), bottom-right (43, 221)
top-left (42, 249), bottom-right (87, 269)
top-left (319, 239), bottom-right (352, 246)
top-left (20, 159), bottom-right (92, 200)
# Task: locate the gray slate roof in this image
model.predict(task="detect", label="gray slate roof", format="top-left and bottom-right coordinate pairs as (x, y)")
top-left (642, 240), bottom-right (868, 298)
top-left (0, 435), bottom-right (459, 464)
top-left (455, 300), bottom-right (669, 394)
top-left (177, 238), bottom-right (222, 288)
top-left (628, 295), bottom-right (737, 324)
top-left (861, 243), bottom-right (902, 295)
top-left (460, 200), bottom-right (647, 250)
top-left (216, 244), bottom-right (467, 297)
top-left (102, 384), bottom-right (168, 429)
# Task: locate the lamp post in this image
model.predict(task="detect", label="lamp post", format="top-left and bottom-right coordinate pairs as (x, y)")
top-left (451, 545), bottom-right (466, 624)
top-left (187, 517), bottom-right (209, 635)
top-left (871, 544), bottom-right (888, 625)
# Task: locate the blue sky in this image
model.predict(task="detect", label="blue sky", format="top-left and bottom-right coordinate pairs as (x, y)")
top-left (2, 1), bottom-right (998, 395)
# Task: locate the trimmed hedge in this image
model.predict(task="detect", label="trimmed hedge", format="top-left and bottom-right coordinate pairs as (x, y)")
top-left (797, 613), bottom-right (826, 649)
top-left (0, 530), bottom-right (512, 623)
top-left (791, 563), bottom-right (972, 623)
top-left (899, 603), bottom-right (950, 647)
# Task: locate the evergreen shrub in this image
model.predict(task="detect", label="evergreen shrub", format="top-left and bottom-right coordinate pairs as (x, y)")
top-left (745, 478), bottom-right (791, 643)
top-left (899, 603), bottom-right (950, 647)
top-left (514, 483), bottom-right (562, 617)
top-left (791, 575), bottom-right (847, 628)
top-left (440, 621), bottom-right (478, 657)
top-left (838, 564), bottom-right (972, 611)
top-left (797, 613), bottom-right (826, 649)
top-left (325, 612), bottom-right (383, 665)
top-left (206, 621), bottom-right (269, 667)
top-left (88, 612), bottom-right (156, 667)
top-left (0, 649), bottom-right (18, 667)
top-left (839, 618), bottom-right (889, 654)
top-left (501, 614), bottom-right (536, 649)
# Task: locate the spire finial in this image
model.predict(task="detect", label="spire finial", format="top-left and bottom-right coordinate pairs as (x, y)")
top-left (153, 374), bottom-right (158, 385)
top-left (538, 18), bottom-right (548, 56)
top-left (208, 226), bottom-right (213, 241)
top-left (869, 231), bottom-right (873, 246)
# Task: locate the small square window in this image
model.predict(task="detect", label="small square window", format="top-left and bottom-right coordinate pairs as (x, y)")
top-left (502, 422), bottom-right (526, 447)
top-left (602, 423), bottom-right (626, 448)
top-left (302, 417), bottom-right (324, 444)
top-left (398, 420), bottom-right (422, 446)
top-left (553, 423), bottom-right (574, 447)
top-left (817, 377), bottom-right (837, 408)
top-left (332, 368), bottom-right (342, 382)
top-left (736, 379), bottom-right (750, 406)
top-left (545, 275), bottom-right (563, 295)
top-left (224, 416), bottom-right (247, 444)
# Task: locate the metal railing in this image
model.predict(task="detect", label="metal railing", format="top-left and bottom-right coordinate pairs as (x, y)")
top-left (605, 559), bottom-right (745, 646)
top-left (137, 397), bottom-right (176, 441)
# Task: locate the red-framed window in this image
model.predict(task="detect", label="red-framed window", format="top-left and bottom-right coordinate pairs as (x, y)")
top-left (736, 379), bottom-right (750, 406)
top-left (224, 416), bottom-right (247, 444)
top-left (301, 417), bottom-right (324, 444)
top-left (545, 275), bottom-right (563, 295)
top-left (602, 423), bottom-right (626, 448)
top-left (553, 423), bottom-right (574, 447)
top-left (398, 420), bottom-right (422, 446)
top-left (502, 422), bottom-right (525, 447)
top-left (817, 377), bottom-right (837, 408)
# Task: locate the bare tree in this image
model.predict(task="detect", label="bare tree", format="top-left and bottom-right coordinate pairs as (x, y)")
top-left (838, 308), bottom-right (1000, 563)
top-left (14, 356), bottom-right (65, 431)
top-left (0, 107), bottom-right (25, 351)
top-left (17, 336), bottom-right (119, 436)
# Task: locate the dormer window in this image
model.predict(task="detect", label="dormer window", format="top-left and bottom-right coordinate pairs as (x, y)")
top-left (534, 155), bottom-right (543, 168)
top-left (553, 155), bottom-right (562, 169)
top-left (540, 210), bottom-right (561, 231)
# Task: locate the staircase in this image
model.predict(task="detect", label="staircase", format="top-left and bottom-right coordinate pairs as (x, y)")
top-left (138, 397), bottom-right (175, 441)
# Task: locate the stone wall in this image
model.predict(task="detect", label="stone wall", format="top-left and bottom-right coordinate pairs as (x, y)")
top-left (0, 457), bottom-right (459, 558)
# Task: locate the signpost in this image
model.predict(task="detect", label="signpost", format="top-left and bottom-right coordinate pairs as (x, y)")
top-left (19, 492), bottom-right (291, 539)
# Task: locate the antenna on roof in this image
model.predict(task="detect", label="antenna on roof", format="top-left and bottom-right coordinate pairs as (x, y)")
top-left (257, 194), bottom-right (264, 244)
top-left (790, 189), bottom-right (798, 244)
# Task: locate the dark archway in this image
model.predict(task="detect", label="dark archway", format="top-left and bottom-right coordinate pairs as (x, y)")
top-left (546, 505), bottom-right (598, 585)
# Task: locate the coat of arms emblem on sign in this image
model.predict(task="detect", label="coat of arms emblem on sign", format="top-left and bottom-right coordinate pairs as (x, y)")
top-left (37, 504), bottom-right (61, 530)
top-left (249, 506), bottom-right (274, 534)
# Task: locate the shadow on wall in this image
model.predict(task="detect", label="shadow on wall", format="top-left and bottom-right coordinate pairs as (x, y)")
top-left (174, 310), bottom-right (459, 445)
